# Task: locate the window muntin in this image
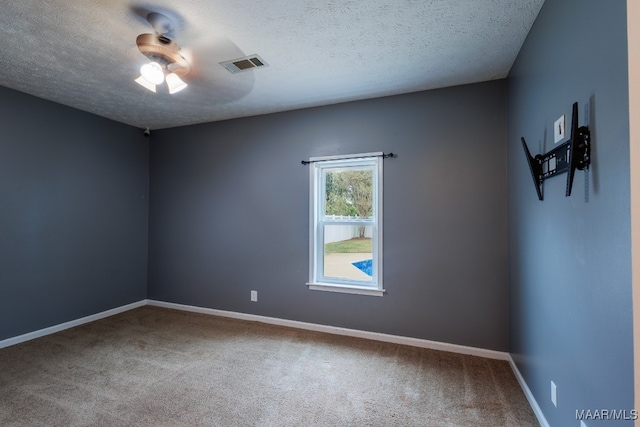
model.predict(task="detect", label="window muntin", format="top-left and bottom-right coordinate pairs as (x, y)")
top-left (308, 153), bottom-right (383, 296)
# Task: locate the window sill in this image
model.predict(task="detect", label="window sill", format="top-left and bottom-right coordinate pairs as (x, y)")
top-left (306, 282), bottom-right (385, 297)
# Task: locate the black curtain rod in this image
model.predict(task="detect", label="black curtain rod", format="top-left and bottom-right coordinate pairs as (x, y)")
top-left (301, 152), bottom-right (395, 165)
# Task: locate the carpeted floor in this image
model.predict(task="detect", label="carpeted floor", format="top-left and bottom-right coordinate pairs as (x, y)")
top-left (0, 306), bottom-right (539, 426)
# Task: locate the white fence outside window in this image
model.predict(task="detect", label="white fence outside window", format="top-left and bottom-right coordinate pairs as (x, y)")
top-left (324, 215), bottom-right (373, 244)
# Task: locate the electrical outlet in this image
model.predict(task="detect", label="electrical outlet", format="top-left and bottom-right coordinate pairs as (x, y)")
top-left (551, 380), bottom-right (557, 407)
top-left (554, 115), bottom-right (565, 143)
top-left (250, 290), bottom-right (258, 302)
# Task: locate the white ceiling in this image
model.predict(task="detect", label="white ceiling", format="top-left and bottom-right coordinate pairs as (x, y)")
top-left (0, 0), bottom-right (544, 130)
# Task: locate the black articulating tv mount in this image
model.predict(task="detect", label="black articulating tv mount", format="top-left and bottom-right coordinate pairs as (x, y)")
top-left (521, 102), bottom-right (591, 201)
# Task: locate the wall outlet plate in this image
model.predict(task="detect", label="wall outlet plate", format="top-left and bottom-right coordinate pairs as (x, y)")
top-left (551, 380), bottom-right (557, 407)
top-left (554, 115), bottom-right (565, 143)
top-left (251, 290), bottom-right (257, 302)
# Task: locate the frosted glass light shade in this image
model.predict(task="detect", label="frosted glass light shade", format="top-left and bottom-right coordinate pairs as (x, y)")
top-left (166, 73), bottom-right (187, 94)
top-left (134, 75), bottom-right (156, 92)
top-left (140, 62), bottom-right (165, 85)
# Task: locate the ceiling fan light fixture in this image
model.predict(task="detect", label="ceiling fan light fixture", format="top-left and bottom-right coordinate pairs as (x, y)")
top-left (135, 14), bottom-right (191, 95)
top-left (140, 61), bottom-right (165, 85)
top-left (166, 72), bottom-right (187, 94)
top-left (135, 75), bottom-right (157, 92)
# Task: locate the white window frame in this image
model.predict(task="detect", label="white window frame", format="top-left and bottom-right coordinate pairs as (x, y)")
top-left (307, 152), bottom-right (384, 297)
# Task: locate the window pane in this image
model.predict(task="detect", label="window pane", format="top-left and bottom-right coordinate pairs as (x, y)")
top-left (324, 168), bottom-right (373, 219)
top-left (323, 224), bottom-right (373, 282)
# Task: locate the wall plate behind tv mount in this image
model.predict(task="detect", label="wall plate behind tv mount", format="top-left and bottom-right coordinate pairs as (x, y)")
top-left (521, 102), bottom-right (591, 201)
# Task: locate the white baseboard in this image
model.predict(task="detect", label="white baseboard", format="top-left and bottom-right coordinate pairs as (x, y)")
top-left (147, 299), bottom-right (510, 361)
top-left (0, 300), bottom-right (146, 349)
top-left (0, 298), bottom-right (512, 362)
top-left (1, 299), bottom-right (541, 424)
top-left (508, 354), bottom-right (549, 427)
top-left (0, 298), bottom-right (511, 361)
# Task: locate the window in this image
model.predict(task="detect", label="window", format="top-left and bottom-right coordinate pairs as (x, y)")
top-left (307, 153), bottom-right (384, 296)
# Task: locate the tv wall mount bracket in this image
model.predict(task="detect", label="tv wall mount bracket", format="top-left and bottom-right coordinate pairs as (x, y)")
top-left (521, 102), bottom-right (591, 201)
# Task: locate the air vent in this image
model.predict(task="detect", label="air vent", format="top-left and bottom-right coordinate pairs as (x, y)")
top-left (220, 55), bottom-right (268, 74)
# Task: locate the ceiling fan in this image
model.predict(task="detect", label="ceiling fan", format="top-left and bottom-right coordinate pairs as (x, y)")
top-left (135, 12), bottom-right (190, 94)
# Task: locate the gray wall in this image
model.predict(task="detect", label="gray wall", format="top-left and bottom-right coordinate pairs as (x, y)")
top-left (507, 0), bottom-right (633, 425)
top-left (0, 86), bottom-right (149, 341)
top-left (148, 80), bottom-right (510, 351)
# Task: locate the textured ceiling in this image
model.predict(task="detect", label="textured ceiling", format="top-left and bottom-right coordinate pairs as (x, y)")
top-left (0, 0), bottom-right (544, 130)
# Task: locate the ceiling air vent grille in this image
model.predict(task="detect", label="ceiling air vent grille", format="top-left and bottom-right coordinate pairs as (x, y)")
top-left (221, 55), bottom-right (268, 74)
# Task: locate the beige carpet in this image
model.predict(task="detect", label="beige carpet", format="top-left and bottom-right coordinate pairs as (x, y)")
top-left (0, 306), bottom-right (539, 426)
